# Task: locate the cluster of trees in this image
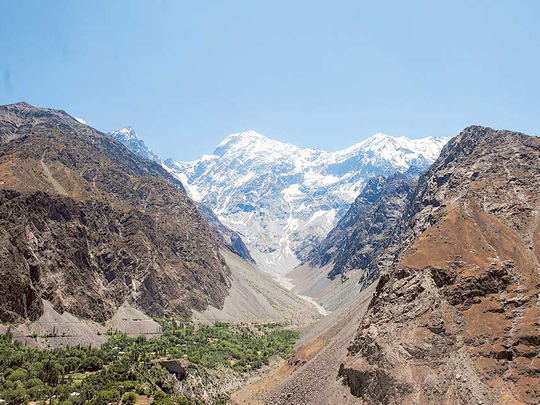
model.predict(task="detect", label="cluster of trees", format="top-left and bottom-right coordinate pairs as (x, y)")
top-left (0, 322), bottom-right (299, 404)
top-left (102, 321), bottom-right (299, 372)
top-left (0, 331), bottom-right (189, 405)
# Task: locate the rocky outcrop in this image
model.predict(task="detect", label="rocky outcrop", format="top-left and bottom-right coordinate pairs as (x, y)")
top-left (0, 102), bottom-right (230, 323)
top-left (309, 168), bottom-right (420, 284)
top-left (109, 125), bottom-right (163, 163)
top-left (339, 126), bottom-right (540, 404)
top-left (160, 360), bottom-right (189, 381)
top-left (195, 202), bottom-right (255, 263)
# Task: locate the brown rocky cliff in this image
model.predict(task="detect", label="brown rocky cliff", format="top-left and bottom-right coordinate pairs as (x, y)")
top-left (0, 102), bottom-right (231, 323)
top-left (339, 126), bottom-right (540, 404)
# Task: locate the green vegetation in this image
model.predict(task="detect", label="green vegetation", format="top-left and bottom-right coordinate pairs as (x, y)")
top-left (0, 322), bottom-right (299, 405)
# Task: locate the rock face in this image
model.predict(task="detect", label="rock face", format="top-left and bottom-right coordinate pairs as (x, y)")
top-left (160, 360), bottom-right (189, 381)
top-left (310, 168), bottom-right (420, 283)
top-left (0, 102), bottom-right (230, 323)
top-left (195, 203), bottom-right (255, 263)
top-left (164, 131), bottom-right (449, 275)
top-left (339, 126), bottom-right (540, 404)
top-left (108, 126), bottom-right (255, 263)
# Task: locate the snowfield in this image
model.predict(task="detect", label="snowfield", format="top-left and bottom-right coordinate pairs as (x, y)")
top-left (163, 130), bottom-right (450, 277)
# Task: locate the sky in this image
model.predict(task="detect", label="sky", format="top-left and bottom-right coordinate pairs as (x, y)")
top-left (1, 1), bottom-right (539, 161)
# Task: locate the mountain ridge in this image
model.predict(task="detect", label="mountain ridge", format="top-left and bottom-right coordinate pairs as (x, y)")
top-left (107, 125), bottom-right (255, 263)
top-left (109, 125), bottom-right (163, 164)
top-left (246, 125), bottom-right (540, 405)
top-left (0, 102), bottom-right (231, 323)
top-left (338, 125), bottom-right (540, 404)
top-left (108, 125), bottom-right (449, 276)
top-left (309, 167), bottom-right (421, 284)
top-left (165, 129), bottom-right (450, 275)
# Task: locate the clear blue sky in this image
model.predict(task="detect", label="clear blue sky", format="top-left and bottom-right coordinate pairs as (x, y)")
top-left (1, 1), bottom-right (539, 161)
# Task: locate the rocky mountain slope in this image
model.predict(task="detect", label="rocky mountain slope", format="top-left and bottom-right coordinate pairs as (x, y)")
top-left (0, 102), bottom-right (230, 323)
top-left (195, 203), bottom-right (255, 263)
top-left (108, 126), bottom-right (255, 263)
top-left (164, 131), bottom-right (449, 275)
top-left (0, 248), bottom-right (319, 350)
top-left (193, 249), bottom-right (320, 325)
top-left (309, 168), bottom-right (420, 284)
top-left (230, 282), bottom-right (378, 405)
top-left (338, 126), bottom-right (540, 404)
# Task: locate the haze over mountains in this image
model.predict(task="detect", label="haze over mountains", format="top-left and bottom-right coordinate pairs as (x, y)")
top-left (110, 125), bottom-right (449, 279)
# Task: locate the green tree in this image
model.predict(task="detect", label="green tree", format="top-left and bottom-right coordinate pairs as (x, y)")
top-left (122, 392), bottom-right (137, 405)
top-left (80, 356), bottom-right (102, 372)
top-left (2, 387), bottom-right (29, 405)
top-left (95, 389), bottom-right (120, 405)
top-left (151, 391), bottom-right (173, 405)
top-left (7, 368), bottom-right (27, 382)
top-left (40, 359), bottom-right (62, 386)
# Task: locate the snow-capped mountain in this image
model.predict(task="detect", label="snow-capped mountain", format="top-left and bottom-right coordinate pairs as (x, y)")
top-left (109, 126), bottom-right (163, 163)
top-left (164, 131), bottom-right (450, 275)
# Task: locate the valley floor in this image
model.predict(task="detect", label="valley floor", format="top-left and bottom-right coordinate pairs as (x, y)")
top-left (229, 282), bottom-right (377, 405)
top-left (193, 249), bottom-right (322, 325)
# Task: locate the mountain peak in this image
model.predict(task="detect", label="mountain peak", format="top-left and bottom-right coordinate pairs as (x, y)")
top-left (234, 129), bottom-right (265, 139)
top-left (365, 132), bottom-right (395, 141)
top-left (213, 130), bottom-right (294, 157)
top-left (9, 101), bottom-right (32, 108)
top-left (170, 130), bottom-right (450, 274)
top-left (216, 130), bottom-right (267, 148)
top-left (360, 132), bottom-right (448, 147)
top-left (112, 125), bottom-right (137, 140)
top-left (108, 126), bottom-right (162, 163)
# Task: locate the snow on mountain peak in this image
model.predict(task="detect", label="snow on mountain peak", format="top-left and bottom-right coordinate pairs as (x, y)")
top-left (108, 125), bottom-right (162, 163)
top-left (165, 130), bottom-right (450, 276)
top-left (216, 130), bottom-right (266, 148)
top-left (213, 130), bottom-right (309, 162)
top-left (107, 124), bottom-right (450, 280)
top-left (112, 125), bottom-right (137, 140)
top-left (325, 133), bottom-right (451, 171)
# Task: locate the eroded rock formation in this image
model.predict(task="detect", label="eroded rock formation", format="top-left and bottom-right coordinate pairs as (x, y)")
top-left (340, 126), bottom-right (540, 404)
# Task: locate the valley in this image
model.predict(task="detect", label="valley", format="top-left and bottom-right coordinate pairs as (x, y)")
top-left (111, 126), bottom-right (448, 283)
top-left (0, 319), bottom-right (299, 405)
top-left (2, 1), bottom-right (538, 404)
top-left (1, 102), bottom-right (539, 405)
